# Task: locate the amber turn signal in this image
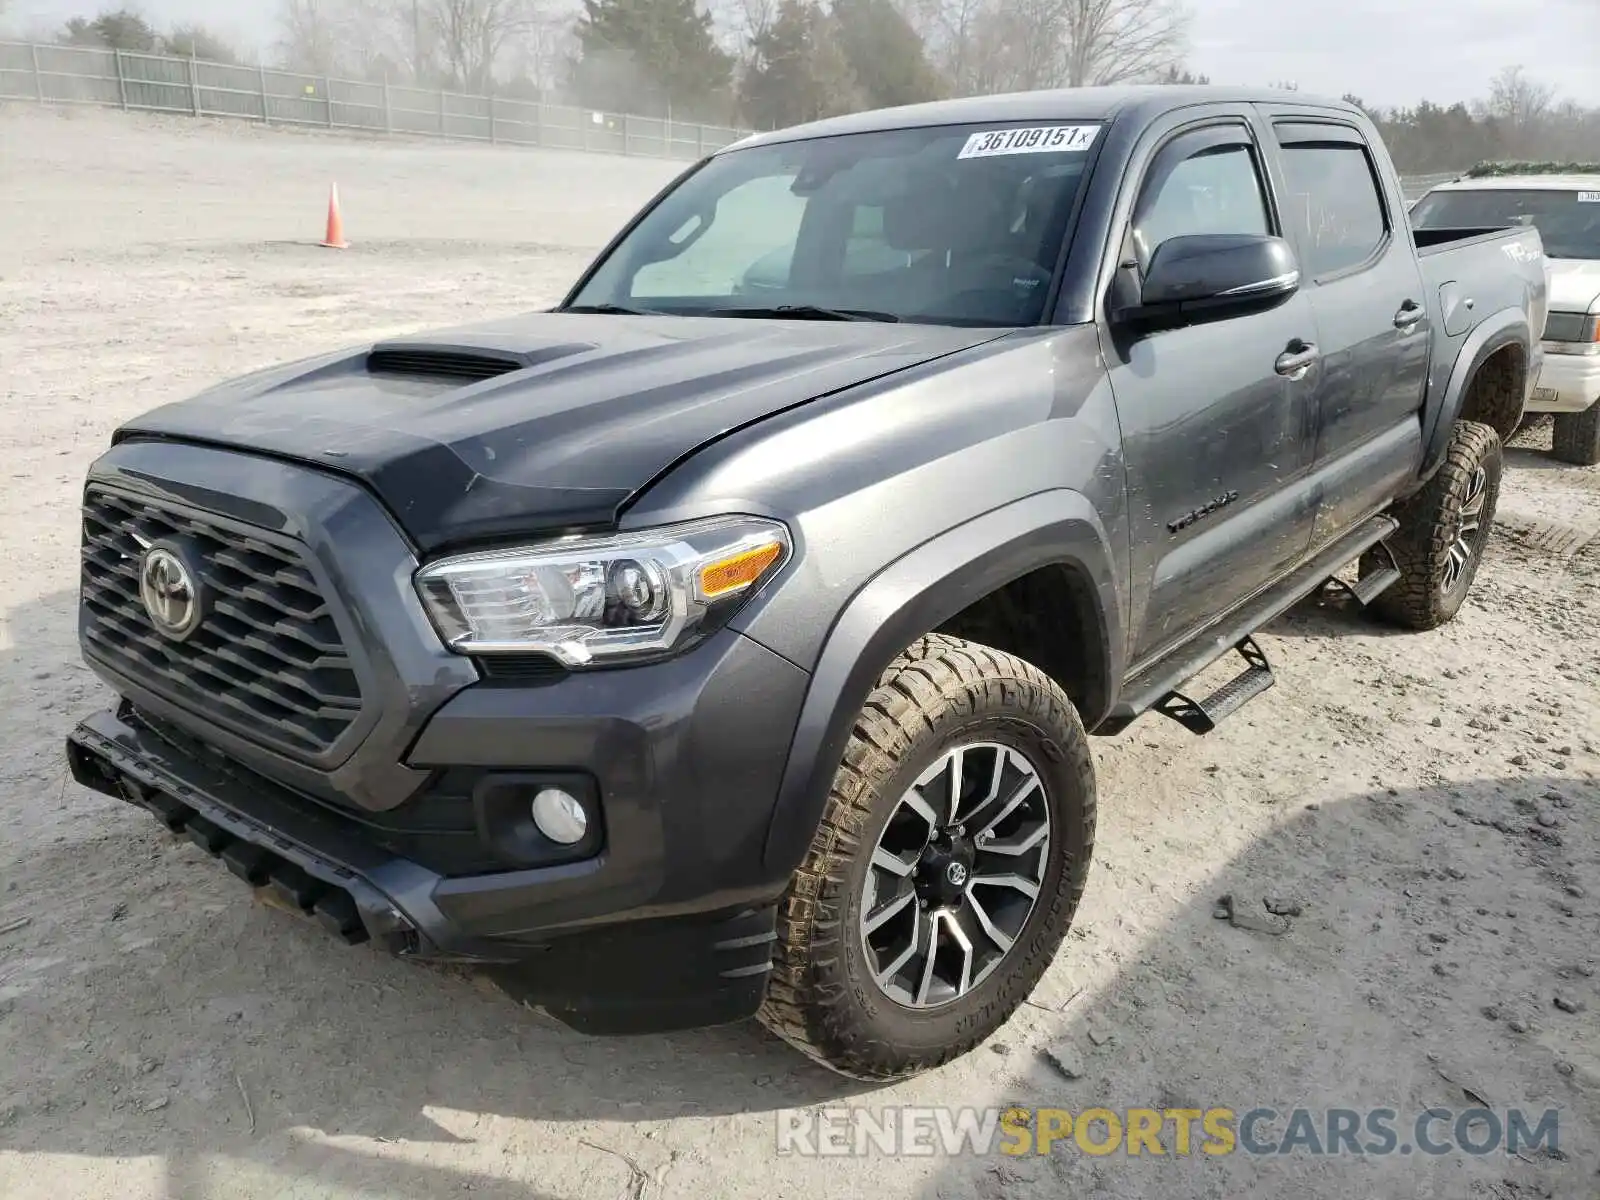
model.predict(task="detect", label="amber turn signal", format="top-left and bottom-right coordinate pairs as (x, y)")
top-left (698, 541), bottom-right (785, 599)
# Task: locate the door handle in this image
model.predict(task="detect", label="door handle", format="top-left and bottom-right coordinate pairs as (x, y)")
top-left (1275, 340), bottom-right (1319, 379)
top-left (1394, 300), bottom-right (1425, 329)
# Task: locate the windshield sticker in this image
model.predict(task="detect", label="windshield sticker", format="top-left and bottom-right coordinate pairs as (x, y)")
top-left (1579, 191), bottom-right (1600, 203)
top-left (957, 126), bottom-right (1099, 160)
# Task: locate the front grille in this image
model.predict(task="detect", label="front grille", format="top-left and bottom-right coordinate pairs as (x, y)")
top-left (80, 486), bottom-right (364, 761)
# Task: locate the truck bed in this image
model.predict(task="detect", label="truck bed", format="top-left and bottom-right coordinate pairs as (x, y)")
top-left (1412, 225), bottom-right (1527, 253)
top-left (1414, 223), bottom-right (1547, 425)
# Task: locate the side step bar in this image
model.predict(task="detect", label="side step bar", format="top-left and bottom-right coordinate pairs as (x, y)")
top-left (1098, 513), bottom-right (1400, 736)
top-left (1152, 636), bottom-right (1275, 735)
top-left (1322, 538), bottom-right (1401, 607)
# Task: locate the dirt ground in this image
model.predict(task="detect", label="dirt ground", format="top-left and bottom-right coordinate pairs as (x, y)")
top-left (0, 104), bottom-right (1596, 1200)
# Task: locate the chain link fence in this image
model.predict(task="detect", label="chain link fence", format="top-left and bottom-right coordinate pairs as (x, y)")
top-left (2, 40), bottom-right (1472, 194)
top-left (0, 40), bottom-right (751, 160)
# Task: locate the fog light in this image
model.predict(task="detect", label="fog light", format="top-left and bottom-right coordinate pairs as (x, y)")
top-left (530, 787), bottom-right (588, 845)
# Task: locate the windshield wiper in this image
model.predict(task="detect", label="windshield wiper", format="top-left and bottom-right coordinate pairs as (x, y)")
top-left (706, 304), bottom-right (901, 323)
top-left (559, 303), bottom-right (666, 316)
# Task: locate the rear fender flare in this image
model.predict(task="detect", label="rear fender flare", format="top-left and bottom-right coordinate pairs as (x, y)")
top-left (759, 489), bottom-right (1123, 877)
top-left (1419, 308), bottom-right (1530, 481)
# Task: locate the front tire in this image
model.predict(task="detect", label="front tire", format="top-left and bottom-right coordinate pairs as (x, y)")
top-left (1365, 419), bottom-right (1503, 631)
top-left (757, 634), bottom-right (1095, 1080)
top-left (1551, 398), bottom-right (1600, 466)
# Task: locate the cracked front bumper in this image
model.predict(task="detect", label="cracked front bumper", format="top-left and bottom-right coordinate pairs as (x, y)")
top-left (67, 703), bottom-right (783, 1035)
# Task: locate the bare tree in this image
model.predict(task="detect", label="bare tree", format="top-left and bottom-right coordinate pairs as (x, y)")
top-left (499, 4), bottom-right (575, 96)
top-left (1058, 0), bottom-right (1189, 87)
top-left (337, 0), bottom-right (431, 81)
top-left (1484, 65), bottom-right (1555, 138)
top-left (982, 0), bottom-right (1067, 91)
top-left (911, 0), bottom-right (1188, 96)
top-left (278, 0), bottom-right (561, 88)
top-left (904, 0), bottom-right (1011, 93)
top-left (278, 0), bottom-right (351, 75)
top-left (704, 0), bottom-right (780, 73)
top-left (911, 0), bottom-right (986, 92)
top-left (425, 0), bottom-right (540, 91)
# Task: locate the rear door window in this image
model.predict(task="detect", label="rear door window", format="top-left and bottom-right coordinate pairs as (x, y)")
top-left (1274, 130), bottom-right (1389, 278)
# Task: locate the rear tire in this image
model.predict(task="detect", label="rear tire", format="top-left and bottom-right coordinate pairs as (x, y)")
top-left (1457, 350), bottom-right (1526, 442)
top-left (757, 634), bottom-right (1095, 1080)
top-left (1551, 399), bottom-right (1600, 466)
top-left (1364, 420), bottom-right (1503, 631)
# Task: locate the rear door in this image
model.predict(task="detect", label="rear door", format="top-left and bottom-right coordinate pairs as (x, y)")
top-left (1100, 111), bottom-right (1321, 667)
top-left (1259, 112), bottom-right (1431, 546)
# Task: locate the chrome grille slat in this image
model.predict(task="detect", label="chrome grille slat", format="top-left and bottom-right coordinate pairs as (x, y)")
top-left (79, 486), bottom-right (365, 760)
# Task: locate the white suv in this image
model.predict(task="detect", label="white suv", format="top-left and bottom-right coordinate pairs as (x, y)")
top-left (1411, 169), bottom-right (1600, 465)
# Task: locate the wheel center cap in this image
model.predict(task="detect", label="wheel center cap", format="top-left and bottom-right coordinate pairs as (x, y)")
top-left (917, 836), bottom-right (976, 907)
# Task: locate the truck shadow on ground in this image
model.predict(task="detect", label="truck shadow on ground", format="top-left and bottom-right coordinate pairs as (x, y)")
top-left (6, 590), bottom-right (1596, 1198)
top-left (901, 775), bottom-right (1597, 1198)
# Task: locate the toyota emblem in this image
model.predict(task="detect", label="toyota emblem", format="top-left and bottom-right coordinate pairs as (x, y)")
top-left (945, 861), bottom-right (969, 888)
top-left (139, 546), bottom-right (203, 641)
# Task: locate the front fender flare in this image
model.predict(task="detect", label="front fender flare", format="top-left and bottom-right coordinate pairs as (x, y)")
top-left (758, 489), bottom-right (1123, 877)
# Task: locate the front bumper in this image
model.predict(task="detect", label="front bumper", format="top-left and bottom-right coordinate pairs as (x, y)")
top-left (69, 438), bottom-right (819, 1034)
top-left (1531, 350), bottom-right (1600, 413)
top-left (68, 701), bottom-right (787, 1034)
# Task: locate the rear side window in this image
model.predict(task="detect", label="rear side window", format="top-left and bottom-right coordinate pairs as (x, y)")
top-left (1277, 142), bottom-right (1388, 277)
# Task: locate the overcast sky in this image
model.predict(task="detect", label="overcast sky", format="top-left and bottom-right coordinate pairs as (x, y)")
top-left (5, 0), bottom-right (1598, 109)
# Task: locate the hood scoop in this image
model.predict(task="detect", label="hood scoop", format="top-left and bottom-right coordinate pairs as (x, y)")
top-left (366, 339), bottom-right (595, 384)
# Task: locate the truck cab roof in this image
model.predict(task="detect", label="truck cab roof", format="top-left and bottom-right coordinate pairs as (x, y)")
top-left (724, 85), bottom-right (1362, 152)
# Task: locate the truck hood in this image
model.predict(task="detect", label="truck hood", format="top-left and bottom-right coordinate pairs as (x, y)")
top-left (1546, 258), bottom-right (1600, 314)
top-left (115, 312), bottom-right (1011, 552)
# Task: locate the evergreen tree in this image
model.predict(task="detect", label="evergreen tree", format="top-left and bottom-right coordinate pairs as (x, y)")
top-left (831, 0), bottom-right (944, 111)
top-left (739, 0), bottom-right (863, 130)
top-left (573, 0), bottom-right (733, 121)
top-left (59, 9), bottom-right (160, 52)
top-left (164, 25), bottom-right (241, 63)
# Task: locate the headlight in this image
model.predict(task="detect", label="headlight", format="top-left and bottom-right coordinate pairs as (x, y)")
top-left (1542, 311), bottom-right (1600, 355)
top-left (414, 516), bottom-right (791, 666)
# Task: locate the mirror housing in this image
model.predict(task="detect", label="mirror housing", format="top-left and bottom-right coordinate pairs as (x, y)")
top-left (1117, 233), bottom-right (1300, 328)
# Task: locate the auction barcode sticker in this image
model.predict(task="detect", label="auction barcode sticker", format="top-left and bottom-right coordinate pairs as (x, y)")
top-left (1578, 191), bottom-right (1600, 203)
top-left (957, 125), bottom-right (1099, 159)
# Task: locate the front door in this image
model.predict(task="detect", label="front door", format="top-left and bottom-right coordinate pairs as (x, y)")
top-left (1101, 116), bottom-right (1322, 667)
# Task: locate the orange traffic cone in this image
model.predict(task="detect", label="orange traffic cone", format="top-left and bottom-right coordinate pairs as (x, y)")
top-left (320, 183), bottom-right (349, 249)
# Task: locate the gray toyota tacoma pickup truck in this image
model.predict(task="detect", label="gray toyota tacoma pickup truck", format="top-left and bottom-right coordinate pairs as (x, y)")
top-left (66, 86), bottom-right (1547, 1080)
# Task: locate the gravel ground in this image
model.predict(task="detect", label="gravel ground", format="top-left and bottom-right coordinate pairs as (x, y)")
top-left (1, 103), bottom-right (1597, 1200)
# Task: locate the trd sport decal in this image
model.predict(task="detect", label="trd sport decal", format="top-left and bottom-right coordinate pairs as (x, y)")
top-left (1168, 490), bottom-right (1240, 534)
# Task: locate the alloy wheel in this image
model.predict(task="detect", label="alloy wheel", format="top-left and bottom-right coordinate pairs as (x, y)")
top-left (859, 741), bottom-right (1052, 1009)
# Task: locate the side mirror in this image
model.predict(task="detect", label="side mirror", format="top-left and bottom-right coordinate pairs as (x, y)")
top-left (1121, 233), bottom-right (1300, 327)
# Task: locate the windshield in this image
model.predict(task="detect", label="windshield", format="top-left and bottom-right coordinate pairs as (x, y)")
top-left (1409, 187), bottom-right (1600, 260)
top-left (565, 122), bottom-right (1102, 326)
